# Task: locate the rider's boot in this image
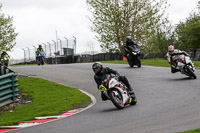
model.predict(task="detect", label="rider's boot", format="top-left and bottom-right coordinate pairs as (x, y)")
top-left (127, 85), bottom-right (134, 95)
top-left (171, 66), bottom-right (180, 73)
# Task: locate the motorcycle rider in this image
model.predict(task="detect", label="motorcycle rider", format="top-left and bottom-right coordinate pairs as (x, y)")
top-left (1, 51), bottom-right (9, 57)
top-left (0, 51), bottom-right (10, 63)
top-left (36, 45), bottom-right (44, 64)
top-left (92, 62), bottom-right (135, 101)
top-left (124, 36), bottom-right (139, 58)
top-left (167, 45), bottom-right (189, 73)
top-left (36, 45), bottom-right (44, 55)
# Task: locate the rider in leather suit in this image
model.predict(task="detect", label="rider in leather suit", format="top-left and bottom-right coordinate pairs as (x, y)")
top-left (167, 45), bottom-right (189, 73)
top-left (124, 36), bottom-right (139, 58)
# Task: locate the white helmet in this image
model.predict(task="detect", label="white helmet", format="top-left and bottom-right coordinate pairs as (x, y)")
top-left (168, 45), bottom-right (174, 55)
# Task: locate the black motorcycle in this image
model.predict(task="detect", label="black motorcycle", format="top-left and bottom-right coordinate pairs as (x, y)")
top-left (125, 45), bottom-right (141, 68)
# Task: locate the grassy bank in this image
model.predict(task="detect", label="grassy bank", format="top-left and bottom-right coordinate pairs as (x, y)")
top-left (101, 59), bottom-right (200, 68)
top-left (0, 76), bottom-right (91, 126)
top-left (9, 64), bottom-right (37, 67)
top-left (180, 128), bottom-right (200, 133)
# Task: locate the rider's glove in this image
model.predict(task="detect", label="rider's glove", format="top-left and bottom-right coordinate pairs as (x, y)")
top-left (99, 84), bottom-right (107, 91)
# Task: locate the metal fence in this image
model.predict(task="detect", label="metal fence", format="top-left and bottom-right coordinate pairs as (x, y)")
top-left (22, 38), bottom-right (76, 62)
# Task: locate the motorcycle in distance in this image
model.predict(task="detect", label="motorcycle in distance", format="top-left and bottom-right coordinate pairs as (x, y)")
top-left (168, 54), bottom-right (197, 79)
top-left (125, 45), bottom-right (141, 68)
top-left (1, 55), bottom-right (10, 67)
top-left (99, 74), bottom-right (137, 109)
top-left (37, 51), bottom-right (45, 65)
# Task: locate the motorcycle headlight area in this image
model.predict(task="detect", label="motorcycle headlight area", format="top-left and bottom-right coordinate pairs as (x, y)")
top-left (132, 52), bottom-right (137, 55)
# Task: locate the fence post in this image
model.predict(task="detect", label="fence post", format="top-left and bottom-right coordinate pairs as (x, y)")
top-left (64, 37), bottom-right (68, 56)
top-left (47, 42), bottom-right (51, 56)
top-left (26, 47), bottom-right (30, 62)
top-left (58, 39), bottom-right (62, 55)
top-left (72, 36), bottom-right (76, 55)
top-left (22, 48), bottom-right (26, 63)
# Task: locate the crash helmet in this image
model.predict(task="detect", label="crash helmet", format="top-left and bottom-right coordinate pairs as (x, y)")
top-left (92, 62), bottom-right (103, 74)
top-left (168, 45), bottom-right (174, 55)
top-left (126, 36), bottom-right (132, 42)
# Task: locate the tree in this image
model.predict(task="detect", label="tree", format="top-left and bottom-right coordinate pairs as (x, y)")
top-left (86, 0), bottom-right (169, 53)
top-left (174, 2), bottom-right (200, 49)
top-left (145, 23), bottom-right (175, 53)
top-left (0, 4), bottom-right (18, 53)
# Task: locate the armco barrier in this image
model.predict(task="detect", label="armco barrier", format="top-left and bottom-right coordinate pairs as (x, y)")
top-left (0, 63), bottom-right (19, 107)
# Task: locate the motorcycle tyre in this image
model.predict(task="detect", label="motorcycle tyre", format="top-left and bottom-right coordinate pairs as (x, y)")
top-left (108, 89), bottom-right (124, 109)
top-left (186, 66), bottom-right (197, 79)
top-left (41, 57), bottom-right (45, 65)
top-left (137, 61), bottom-right (141, 68)
top-left (130, 93), bottom-right (137, 105)
top-left (128, 60), bottom-right (134, 68)
top-left (136, 56), bottom-right (141, 68)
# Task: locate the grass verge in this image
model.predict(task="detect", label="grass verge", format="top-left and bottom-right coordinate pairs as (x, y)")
top-left (9, 64), bottom-right (37, 67)
top-left (0, 76), bottom-right (91, 126)
top-left (179, 128), bottom-right (200, 133)
top-left (101, 59), bottom-right (200, 68)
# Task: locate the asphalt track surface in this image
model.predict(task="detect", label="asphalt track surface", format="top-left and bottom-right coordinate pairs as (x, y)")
top-left (10, 63), bottom-right (200, 133)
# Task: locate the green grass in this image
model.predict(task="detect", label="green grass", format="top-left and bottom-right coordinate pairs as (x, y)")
top-left (9, 64), bottom-right (37, 67)
top-left (0, 76), bottom-right (91, 126)
top-left (179, 128), bottom-right (200, 133)
top-left (194, 61), bottom-right (200, 68)
top-left (101, 59), bottom-right (200, 68)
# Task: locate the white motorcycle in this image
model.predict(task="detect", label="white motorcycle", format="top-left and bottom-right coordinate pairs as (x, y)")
top-left (99, 74), bottom-right (137, 109)
top-left (168, 54), bottom-right (197, 79)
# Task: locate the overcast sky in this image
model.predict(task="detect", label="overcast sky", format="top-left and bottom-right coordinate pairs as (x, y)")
top-left (0, 0), bottom-right (199, 59)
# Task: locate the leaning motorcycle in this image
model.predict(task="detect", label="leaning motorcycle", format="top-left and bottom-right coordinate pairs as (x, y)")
top-left (168, 54), bottom-right (197, 79)
top-left (125, 45), bottom-right (141, 68)
top-left (1, 55), bottom-right (10, 67)
top-left (37, 51), bottom-right (45, 65)
top-left (99, 74), bottom-right (137, 109)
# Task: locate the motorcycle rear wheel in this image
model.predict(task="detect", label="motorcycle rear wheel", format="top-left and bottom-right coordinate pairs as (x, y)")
top-left (186, 66), bottom-right (197, 79)
top-left (109, 89), bottom-right (124, 109)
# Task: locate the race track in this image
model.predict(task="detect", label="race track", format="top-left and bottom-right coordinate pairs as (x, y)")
top-left (10, 63), bottom-right (200, 133)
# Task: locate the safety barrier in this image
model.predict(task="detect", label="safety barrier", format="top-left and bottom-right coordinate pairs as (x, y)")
top-left (0, 63), bottom-right (19, 107)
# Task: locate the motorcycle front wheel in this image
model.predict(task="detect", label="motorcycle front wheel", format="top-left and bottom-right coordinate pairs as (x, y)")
top-left (108, 89), bottom-right (124, 109)
top-left (128, 59), bottom-right (134, 67)
top-left (137, 56), bottom-right (141, 68)
top-left (129, 93), bottom-right (137, 105)
top-left (186, 66), bottom-right (197, 79)
top-left (41, 57), bottom-right (45, 65)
